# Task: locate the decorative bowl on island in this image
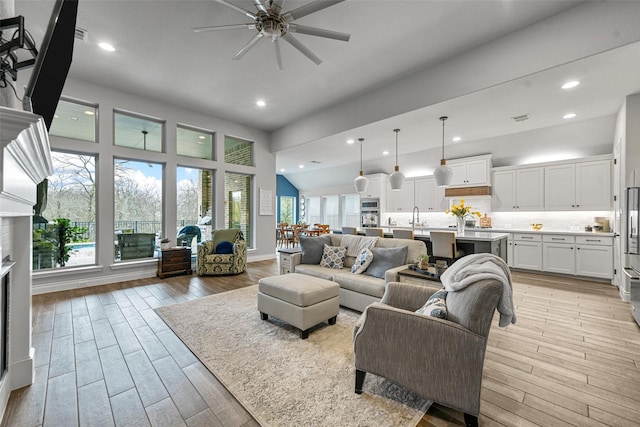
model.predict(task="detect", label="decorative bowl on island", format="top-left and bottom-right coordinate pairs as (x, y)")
top-left (531, 223), bottom-right (543, 231)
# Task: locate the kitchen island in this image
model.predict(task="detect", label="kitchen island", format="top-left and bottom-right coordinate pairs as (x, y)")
top-left (352, 229), bottom-right (509, 261)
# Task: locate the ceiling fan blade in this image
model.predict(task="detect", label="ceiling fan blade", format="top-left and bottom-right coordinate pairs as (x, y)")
top-left (192, 23), bottom-right (256, 33)
top-left (282, 33), bottom-right (322, 65)
top-left (282, 0), bottom-right (345, 22)
top-left (233, 33), bottom-right (264, 60)
top-left (287, 24), bottom-right (350, 42)
top-left (214, 0), bottom-right (257, 20)
top-left (273, 38), bottom-right (283, 70)
top-left (253, 0), bottom-right (269, 14)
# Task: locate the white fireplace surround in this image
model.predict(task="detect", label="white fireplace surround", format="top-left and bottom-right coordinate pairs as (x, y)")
top-left (0, 106), bottom-right (53, 418)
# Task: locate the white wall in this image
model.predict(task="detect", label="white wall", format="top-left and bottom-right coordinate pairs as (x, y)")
top-left (24, 77), bottom-right (276, 294)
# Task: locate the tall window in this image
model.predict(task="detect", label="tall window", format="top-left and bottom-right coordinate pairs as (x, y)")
top-left (113, 159), bottom-right (163, 261)
top-left (49, 99), bottom-right (97, 142)
top-left (33, 152), bottom-right (96, 270)
top-left (177, 125), bottom-right (214, 160)
top-left (224, 135), bottom-right (253, 166)
top-left (225, 172), bottom-right (252, 247)
top-left (279, 196), bottom-right (296, 224)
top-left (306, 197), bottom-right (321, 225)
top-left (342, 194), bottom-right (360, 227)
top-left (177, 166), bottom-right (213, 244)
top-left (323, 195), bottom-right (339, 229)
top-left (114, 111), bottom-right (163, 152)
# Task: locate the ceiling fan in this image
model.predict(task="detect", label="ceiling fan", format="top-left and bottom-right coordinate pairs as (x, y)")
top-left (192, 0), bottom-right (351, 70)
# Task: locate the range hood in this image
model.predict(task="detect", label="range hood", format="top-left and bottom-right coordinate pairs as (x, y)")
top-left (444, 186), bottom-right (492, 198)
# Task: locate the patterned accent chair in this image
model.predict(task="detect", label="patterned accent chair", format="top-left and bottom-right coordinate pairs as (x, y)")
top-left (353, 281), bottom-right (502, 427)
top-left (197, 229), bottom-right (247, 276)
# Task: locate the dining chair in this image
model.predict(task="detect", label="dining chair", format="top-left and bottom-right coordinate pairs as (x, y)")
top-left (392, 229), bottom-right (414, 239)
top-left (430, 231), bottom-right (464, 265)
top-left (278, 223), bottom-right (294, 247)
top-left (364, 228), bottom-right (384, 237)
top-left (341, 226), bottom-right (357, 235)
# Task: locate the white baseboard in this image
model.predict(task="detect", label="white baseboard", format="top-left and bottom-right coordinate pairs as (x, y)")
top-left (32, 268), bottom-right (157, 295)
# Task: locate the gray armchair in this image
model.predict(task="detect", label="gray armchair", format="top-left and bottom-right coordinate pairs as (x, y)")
top-left (353, 281), bottom-right (502, 427)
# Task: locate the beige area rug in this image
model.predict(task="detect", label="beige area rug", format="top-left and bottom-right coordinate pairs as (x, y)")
top-left (156, 285), bottom-right (431, 427)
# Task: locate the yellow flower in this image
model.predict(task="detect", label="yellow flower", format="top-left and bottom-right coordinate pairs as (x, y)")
top-left (448, 200), bottom-right (479, 218)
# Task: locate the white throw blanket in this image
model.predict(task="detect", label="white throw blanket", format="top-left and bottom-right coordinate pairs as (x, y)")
top-left (440, 253), bottom-right (516, 327)
top-left (341, 235), bottom-right (379, 257)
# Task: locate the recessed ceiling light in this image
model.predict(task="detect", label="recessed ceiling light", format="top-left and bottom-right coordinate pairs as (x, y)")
top-left (84, 110), bottom-right (95, 116)
top-left (280, 168), bottom-right (285, 172)
top-left (299, 164), bottom-right (304, 168)
top-left (561, 80), bottom-right (580, 89)
top-left (452, 136), bottom-right (462, 142)
top-left (382, 151), bottom-right (389, 155)
top-left (256, 100), bottom-right (266, 107)
top-left (98, 42), bottom-right (116, 52)
top-left (563, 113), bottom-right (577, 119)
top-left (347, 139), bottom-right (355, 144)
top-left (71, 117), bottom-right (79, 121)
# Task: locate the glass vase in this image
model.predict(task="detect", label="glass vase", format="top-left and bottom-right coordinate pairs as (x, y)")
top-left (456, 216), bottom-right (465, 235)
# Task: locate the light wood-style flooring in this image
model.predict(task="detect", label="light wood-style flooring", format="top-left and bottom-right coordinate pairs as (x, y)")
top-left (2, 259), bottom-right (639, 426)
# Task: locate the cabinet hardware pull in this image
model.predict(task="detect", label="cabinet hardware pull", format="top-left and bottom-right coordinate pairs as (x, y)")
top-left (522, 236), bottom-right (533, 239)
top-left (586, 239), bottom-right (600, 242)
top-left (552, 238), bottom-right (563, 240)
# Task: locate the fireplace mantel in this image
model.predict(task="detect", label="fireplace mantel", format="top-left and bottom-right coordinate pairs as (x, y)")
top-left (0, 106), bottom-right (53, 216)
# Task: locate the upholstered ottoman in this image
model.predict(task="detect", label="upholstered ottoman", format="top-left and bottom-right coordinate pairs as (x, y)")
top-left (257, 273), bottom-right (339, 339)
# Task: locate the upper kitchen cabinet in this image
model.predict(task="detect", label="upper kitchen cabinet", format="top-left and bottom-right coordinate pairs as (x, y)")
top-left (415, 177), bottom-right (446, 212)
top-left (386, 178), bottom-right (415, 212)
top-left (545, 157), bottom-right (612, 211)
top-left (447, 154), bottom-right (492, 187)
top-left (492, 167), bottom-right (544, 211)
top-left (361, 173), bottom-right (386, 199)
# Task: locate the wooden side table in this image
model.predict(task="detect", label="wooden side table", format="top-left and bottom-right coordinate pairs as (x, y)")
top-left (157, 247), bottom-right (192, 278)
top-left (278, 247), bottom-right (301, 275)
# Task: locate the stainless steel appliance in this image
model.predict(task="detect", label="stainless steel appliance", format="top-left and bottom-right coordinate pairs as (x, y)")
top-left (624, 187), bottom-right (640, 326)
top-left (360, 198), bottom-right (379, 228)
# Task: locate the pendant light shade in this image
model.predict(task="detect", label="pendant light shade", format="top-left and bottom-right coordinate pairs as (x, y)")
top-left (354, 138), bottom-right (369, 193)
top-left (434, 116), bottom-right (452, 187)
top-left (389, 128), bottom-right (405, 191)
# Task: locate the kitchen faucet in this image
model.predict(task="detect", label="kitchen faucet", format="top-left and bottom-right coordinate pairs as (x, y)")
top-left (412, 206), bottom-right (420, 233)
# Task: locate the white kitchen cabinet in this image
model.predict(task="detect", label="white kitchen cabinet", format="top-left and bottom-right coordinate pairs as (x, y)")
top-left (545, 160), bottom-right (611, 210)
top-left (447, 155), bottom-right (492, 187)
top-left (492, 167), bottom-right (544, 211)
top-left (512, 233), bottom-right (542, 270)
top-left (415, 177), bottom-right (446, 212)
top-left (386, 179), bottom-right (415, 212)
top-left (575, 235), bottom-right (613, 279)
top-left (542, 235), bottom-right (576, 275)
top-left (361, 174), bottom-right (383, 199)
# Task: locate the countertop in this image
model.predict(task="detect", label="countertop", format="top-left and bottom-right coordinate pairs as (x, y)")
top-left (381, 225), bottom-right (614, 237)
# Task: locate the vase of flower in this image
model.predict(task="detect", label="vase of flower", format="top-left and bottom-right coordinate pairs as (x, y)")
top-left (446, 198), bottom-right (481, 236)
top-left (456, 216), bottom-right (465, 235)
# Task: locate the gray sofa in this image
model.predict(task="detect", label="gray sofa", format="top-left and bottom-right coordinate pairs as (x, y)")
top-left (291, 234), bottom-right (427, 312)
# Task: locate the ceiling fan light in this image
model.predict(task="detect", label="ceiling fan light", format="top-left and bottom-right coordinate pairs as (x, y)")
top-left (389, 167), bottom-right (405, 191)
top-left (354, 172), bottom-right (369, 193)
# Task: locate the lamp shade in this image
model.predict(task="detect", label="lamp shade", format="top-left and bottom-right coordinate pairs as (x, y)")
top-left (434, 116), bottom-right (452, 187)
top-left (389, 128), bottom-right (404, 190)
top-left (434, 161), bottom-right (452, 187)
top-left (354, 172), bottom-right (368, 193)
top-left (389, 166), bottom-right (405, 191)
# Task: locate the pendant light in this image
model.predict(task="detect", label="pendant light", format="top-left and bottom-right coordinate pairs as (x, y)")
top-left (389, 128), bottom-right (405, 191)
top-left (434, 116), bottom-right (452, 187)
top-left (354, 138), bottom-right (369, 193)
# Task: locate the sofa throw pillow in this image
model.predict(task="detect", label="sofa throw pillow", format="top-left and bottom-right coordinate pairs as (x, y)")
top-left (320, 244), bottom-right (347, 269)
top-left (215, 241), bottom-right (234, 254)
top-left (364, 246), bottom-right (408, 279)
top-left (299, 235), bottom-right (331, 264)
top-left (415, 289), bottom-right (448, 319)
top-left (351, 248), bottom-right (374, 274)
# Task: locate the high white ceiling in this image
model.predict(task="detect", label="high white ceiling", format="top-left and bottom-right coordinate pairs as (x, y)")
top-left (13, 0), bottom-right (640, 190)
